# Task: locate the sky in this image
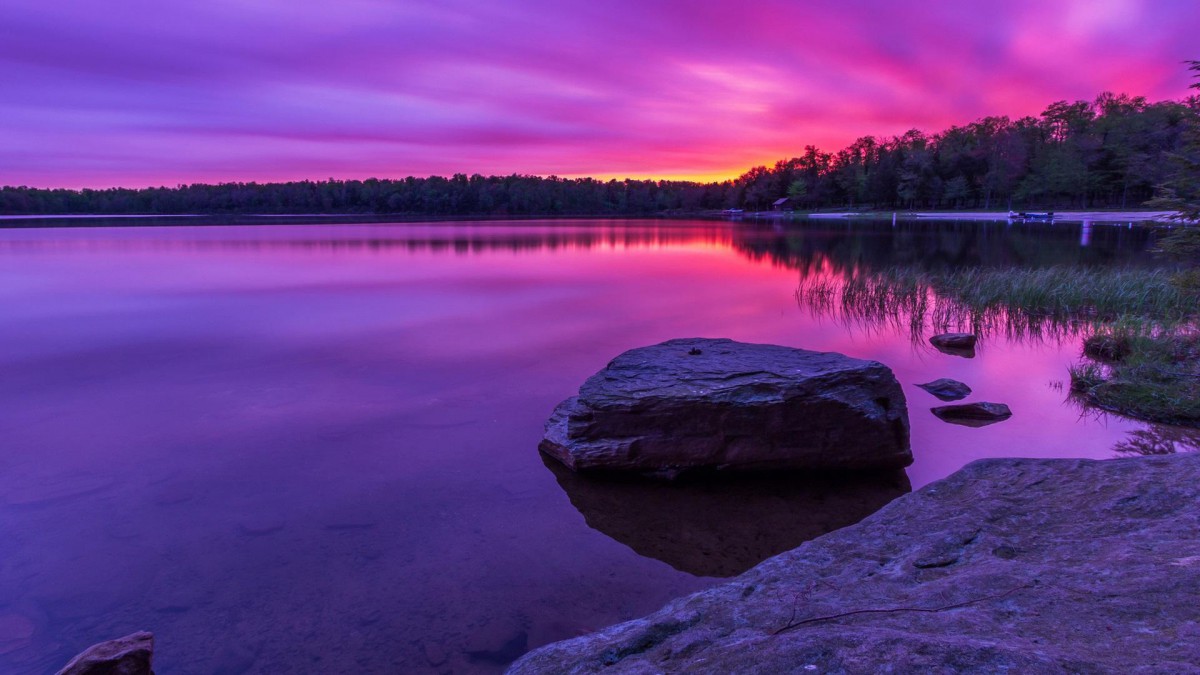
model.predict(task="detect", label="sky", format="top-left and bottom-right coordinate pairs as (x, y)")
top-left (1, 0), bottom-right (1198, 189)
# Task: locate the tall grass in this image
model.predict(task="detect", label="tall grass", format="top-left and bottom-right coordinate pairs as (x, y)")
top-left (797, 265), bottom-right (1193, 342)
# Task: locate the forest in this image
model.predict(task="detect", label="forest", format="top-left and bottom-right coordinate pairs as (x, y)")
top-left (3, 90), bottom-right (1198, 216)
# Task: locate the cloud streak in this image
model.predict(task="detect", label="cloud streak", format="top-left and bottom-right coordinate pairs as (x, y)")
top-left (1, 0), bottom-right (1197, 188)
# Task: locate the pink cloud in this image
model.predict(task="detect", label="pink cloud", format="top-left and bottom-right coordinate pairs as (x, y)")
top-left (1, 0), bottom-right (1197, 188)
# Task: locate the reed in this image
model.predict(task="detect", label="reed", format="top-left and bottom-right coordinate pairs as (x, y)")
top-left (797, 265), bottom-right (1192, 342)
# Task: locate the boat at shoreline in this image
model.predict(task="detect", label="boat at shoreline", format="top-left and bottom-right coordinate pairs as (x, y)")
top-left (1009, 211), bottom-right (1055, 222)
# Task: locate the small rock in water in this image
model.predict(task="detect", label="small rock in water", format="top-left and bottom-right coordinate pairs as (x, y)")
top-left (916, 378), bottom-right (972, 401)
top-left (929, 333), bottom-right (977, 357)
top-left (55, 631), bottom-right (153, 675)
top-left (931, 402), bottom-right (1012, 427)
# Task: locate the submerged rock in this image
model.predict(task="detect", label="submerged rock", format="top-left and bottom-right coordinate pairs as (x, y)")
top-left (540, 338), bottom-right (911, 474)
top-left (466, 617), bottom-right (529, 665)
top-left (544, 454), bottom-right (910, 577)
top-left (509, 454), bottom-right (1200, 674)
top-left (56, 631), bottom-right (153, 675)
top-left (915, 378), bottom-right (972, 401)
top-left (931, 402), bottom-right (1012, 427)
top-left (929, 332), bottom-right (977, 357)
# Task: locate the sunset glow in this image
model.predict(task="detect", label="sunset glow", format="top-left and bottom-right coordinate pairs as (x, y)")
top-left (2, 0), bottom-right (1197, 188)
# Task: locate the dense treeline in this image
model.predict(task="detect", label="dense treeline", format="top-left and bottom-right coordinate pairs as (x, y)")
top-left (3, 90), bottom-right (1198, 216)
top-left (0, 175), bottom-right (731, 216)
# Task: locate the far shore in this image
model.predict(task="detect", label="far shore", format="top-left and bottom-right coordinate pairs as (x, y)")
top-left (0, 210), bottom-right (1186, 226)
top-left (763, 210), bottom-right (1180, 223)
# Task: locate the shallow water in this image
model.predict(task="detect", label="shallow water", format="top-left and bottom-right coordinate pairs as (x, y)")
top-left (0, 218), bottom-right (1191, 673)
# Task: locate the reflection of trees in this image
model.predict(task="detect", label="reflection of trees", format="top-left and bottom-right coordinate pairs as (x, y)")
top-left (1113, 426), bottom-right (1200, 456)
top-left (0, 222), bottom-right (735, 256)
top-left (748, 219), bottom-right (1171, 344)
top-left (0, 218), bottom-right (1156, 268)
top-left (730, 219), bottom-right (1157, 275)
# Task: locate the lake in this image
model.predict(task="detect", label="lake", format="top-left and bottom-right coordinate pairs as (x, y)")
top-left (0, 217), bottom-right (1191, 673)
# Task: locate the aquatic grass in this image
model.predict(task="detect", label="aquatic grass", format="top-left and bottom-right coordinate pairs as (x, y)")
top-left (797, 265), bottom-right (1194, 342)
top-left (1069, 327), bottom-right (1200, 426)
top-left (870, 266), bottom-right (1192, 323)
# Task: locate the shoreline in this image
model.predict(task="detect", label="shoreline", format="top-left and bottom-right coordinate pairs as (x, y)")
top-left (510, 453), bottom-right (1200, 673)
top-left (747, 209), bottom-right (1179, 223)
top-left (0, 210), bottom-right (1184, 227)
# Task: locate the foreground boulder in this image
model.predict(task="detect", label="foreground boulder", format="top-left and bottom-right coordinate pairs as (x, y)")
top-left (932, 402), bottom-right (1012, 427)
top-left (509, 454), bottom-right (1200, 673)
top-left (540, 338), bottom-right (911, 474)
top-left (57, 631), bottom-right (153, 675)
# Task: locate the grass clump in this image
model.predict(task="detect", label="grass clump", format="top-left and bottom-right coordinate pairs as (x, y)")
top-left (1069, 326), bottom-right (1200, 426)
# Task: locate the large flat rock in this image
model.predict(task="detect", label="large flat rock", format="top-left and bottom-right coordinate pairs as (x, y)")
top-left (540, 338), bottom-right (911, 474)
top-left (509, 454), bottom-right (1200, 673)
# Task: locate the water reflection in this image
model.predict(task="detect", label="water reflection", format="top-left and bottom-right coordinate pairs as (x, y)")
top-left (544, 455), bottom-right (911, 578)
top-left (0, 221), bottom-right (736, 256)
top-left (0, 218), bottom-right (1159, 270)
top-left (730, 219), bottom-right (1158, 274)
top-left (1113, 426), bottom-right (1200, 456)
top-left (0, 218), bottom-right (1178, 673)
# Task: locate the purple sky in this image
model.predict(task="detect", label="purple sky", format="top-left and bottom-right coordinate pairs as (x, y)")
top-left (2, 0), bottom-right (1197, 188)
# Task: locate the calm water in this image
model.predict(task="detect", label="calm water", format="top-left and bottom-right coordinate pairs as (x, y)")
top-left (0, 218), bottom-right (1190, 673)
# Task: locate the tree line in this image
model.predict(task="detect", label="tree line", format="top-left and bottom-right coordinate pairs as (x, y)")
top-left (3, 89), bottom-right (1198, 216)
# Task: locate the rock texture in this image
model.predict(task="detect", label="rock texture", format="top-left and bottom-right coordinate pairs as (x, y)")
top-left (509, 454), bottom-right (1200, 674)
top-left (929, 333), bottom-right (977, 358)
top-left (540, 338), bottom-right (911, 474)
top-left (916, 378), bottom-right (972, 401)
top-left (543, 454), bottom-right (910, 577)
top-left (932, 402), bottom-right (1012, 427)
top-left (57, 631), bottom-right (153, 675)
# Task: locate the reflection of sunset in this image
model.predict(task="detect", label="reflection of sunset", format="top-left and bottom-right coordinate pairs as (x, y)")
top-left (0, 218), bottom-right (1184, 672)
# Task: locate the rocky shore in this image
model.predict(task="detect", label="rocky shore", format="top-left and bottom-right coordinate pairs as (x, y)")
top-left (510, 453), bottom-right (1200, 673)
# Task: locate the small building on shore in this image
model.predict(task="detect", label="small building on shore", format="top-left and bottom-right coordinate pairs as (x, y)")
top-left (772, 197), bottom-right (792, 212)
